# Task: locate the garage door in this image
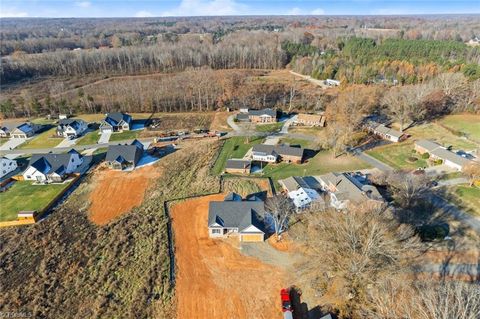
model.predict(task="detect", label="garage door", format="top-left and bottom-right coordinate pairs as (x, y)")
top-left (240, 234), bottom-right (264, 242)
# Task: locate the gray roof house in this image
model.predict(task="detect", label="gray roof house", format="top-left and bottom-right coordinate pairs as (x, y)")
top-left (279, 176), bottom-right (324, 210)
top-left (10, 122), bottom-right (41, 138)
top-left (251, 144), bottom-right (304, 163)
top-left (23, 149), bottom-right (84, 183)
top-left (105, 139), bottom-right (144, 170)
top-left (208, 193), bottom-right (266, 242)
top-left (236, 108), bottom-right (278, 123)
top-left (56, 119), bottom-right (88, 138)
top-left (100, 112), bottom-right (132, 133)
top-left (414, 139), bottom-right (472, 171)
top-left (366, 121), bottom-right (405, 142)
top-left (225, 159), bottom-right (252, 174)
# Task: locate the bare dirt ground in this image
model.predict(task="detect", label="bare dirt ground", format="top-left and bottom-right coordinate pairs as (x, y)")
top-left (210, 111), bottom-right (232, 132)
top-left (88, 165), bottom-right (161, 225)
top-left (171, 193), bottom-right (288, 319)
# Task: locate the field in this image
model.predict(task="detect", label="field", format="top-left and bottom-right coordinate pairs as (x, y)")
top-left (0, 138), bottom-right (8, 146)
top-left (88, 165), bottom-right (162, 225)
top-left (437, 114), bottom-right (480, 142)
top-left (223, 177), bottom-right (272, 197)
top-left (366, 142), bottom-right (428, 170)
top-left (76, 112), bottom-right (153, 122)
top-left (0, 181), bottom-right (71, 221)
top-left (18, 128), bottom-right (62, 149)
top-left (279, 137), bottom-right (317, 149)
top-left (108, 130), bottom-right (141, 142)
top-left (76, 129), bottom-right (100, 145)
top-left (170, 194), bottom-right (287, 319)
top-left (261, 150), bottom-right (371, 180)
top-left (451, 186), bottom-right (480, 217)
top-left (154, 112), bottom-right (214, 131)
top-left (406, 122), bottom-right (478, 150)
top-left (211, 136), bottom-right (265, 175)
top-left (210, 111), bottom-right (232, 132)
top-left (255, 122), bottom-right (283, 133)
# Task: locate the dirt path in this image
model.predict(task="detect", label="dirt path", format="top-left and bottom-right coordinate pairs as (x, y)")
top-left (88, 165), bottom-right (161, 225)
top-left (171, 194), bottom-right (287, 319)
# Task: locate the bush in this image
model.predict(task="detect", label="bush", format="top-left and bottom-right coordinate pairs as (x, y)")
top-left (407, 156), bottom-right (418, 163)
top-left (434, 159), bottom-right (443, 165)
top-left (421, 152), bottom-right (430, 159)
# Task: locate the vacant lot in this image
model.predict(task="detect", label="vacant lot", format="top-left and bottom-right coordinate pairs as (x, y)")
top-left (76, 112), bottom-right (153, 122)
top-left (212, 136), bottom-right (264, 175)
top-left (0, 181), bottom-right (71, 221)
top-left (223, 177), bottom-right (272, 197)
top-left (171, 194), bottom-right (286, 319)
top-left (18, 128), bottom-right (62, 149)
top-left (367, 142), bottom-right (428, 170)
top-left (437, 114), bottom-right (480, 142)
top-left (261, 150), bottom-right (370, 180)
top-left (154, 112), bottom-right (214, 131)
top-left (210, 111), bottom-right (232, 132)
top-left (451, 186), bottom-right (480, 217)
top-left (88, 165), bottom-right (162, 225)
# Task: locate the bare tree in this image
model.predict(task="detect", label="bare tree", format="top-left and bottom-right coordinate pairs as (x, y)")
top-left (265, 194), bottom-right (294, 240)
top-left (387, 171), bottom-right (430, 210)
top-left (463, 162), bottom-right (480, 187)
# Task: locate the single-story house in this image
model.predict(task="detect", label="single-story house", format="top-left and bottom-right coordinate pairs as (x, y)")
top-left (10, 122), bottom-right (41, 139)
top-left (279, 176), bottom-right (324, 210)
top-left (295, 113), bottom-right (326, 127)
top-left (23, 149), bottom-right (84, 183)
top-left (366, 121), bottom-right (406, 143)
top-left (251, 144), bottom-right (304, 164)
top-left (225, 159), bottom-right (252, 174)
top-left (100, 112), bottom-right (132, 133)
top-left (236, 108), bottom-right (278, 123)
top-left (414, 139), bottom-right (472, 171)
top-left (56, 119), bottom-right (88, 138)
top-left (316, 172), bottom-right (383, 210)
top-left (208, 193), bottom-right (266, 242)
top-left (0, 157), bottom-right (18, 178)
top-left (105, 139), bottom-right (144, 170)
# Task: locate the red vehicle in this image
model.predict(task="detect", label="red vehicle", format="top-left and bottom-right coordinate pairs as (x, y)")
top-left (280, 288), bottom-right (293, 319)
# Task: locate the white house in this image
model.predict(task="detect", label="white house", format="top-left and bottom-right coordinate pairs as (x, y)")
top-left (279, 176), bottom-right (324, 210)
top-left (99, 112), bottom-right (132, 133)
top-left (56, 119), bottom-right (88, 138)
top-left (10, 122), bottom-right (41, 139)
top-left (0, 157), bottom-right (18, 178)
top-left (23, 149), bottom-right (83, 183)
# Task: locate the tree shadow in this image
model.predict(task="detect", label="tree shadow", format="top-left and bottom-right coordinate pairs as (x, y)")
top-left (289, 287), bottom-right (336, 319)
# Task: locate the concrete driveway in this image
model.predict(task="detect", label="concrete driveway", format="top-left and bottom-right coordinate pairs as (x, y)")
top-left (56, 137), bottom-right (77, 148)
top-left (227, 115), bottom-right (242, 132)
top-left (280, 115), bottom-right (297, 134)
top-left (98, 131), bottom-right (111, 144)
top-left (0, 138), bottom-right (27, 151)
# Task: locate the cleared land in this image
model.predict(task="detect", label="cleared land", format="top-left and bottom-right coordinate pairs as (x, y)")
top-left (406, 121), bottom-right (478, 150)
top-left (210, 111), bottom-right (232, 132)
top-left (171, 194), bottom-right (286, 319)
top-left (437, 114), bottom-right (480, 141)
top-left (223, 177), bottom-right (272, 197)
top-left (451, 186), bottom-right (480, 217)
top-left (18, 128), bottom-right (62, 149)
top-left (88, 165), bottom-right (162, 225)
top-left (212, 136), bottom-right (264, 175)
top-left (0, 181), bottom-right (71, 221)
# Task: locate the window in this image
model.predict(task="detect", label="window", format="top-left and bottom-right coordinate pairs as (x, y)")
top-left (26, 175), bottom-right (31, 178)
top-left (211, 229), bottom-right (221, 234)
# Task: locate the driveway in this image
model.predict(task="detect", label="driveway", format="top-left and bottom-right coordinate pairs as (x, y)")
top-left (227, 115), bottom-right (242, 132)
top-left (55, 137), bottom-right (77, 148)
top-left (279, 115), bottom-right (297, 134)
top-left (0, 138), bottom-right (27, 151)
top-left (98, 131), bottom-right (111, 144)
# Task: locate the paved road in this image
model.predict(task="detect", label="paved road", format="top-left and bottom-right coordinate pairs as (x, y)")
top-left (355, 151), bottom-right (393, 172)
top-left (280, 115), bottom-right (297, 134)
top-left (226, 114), bottom-right (242, 132)
top-left (437, 177), bottom-right (469, 187)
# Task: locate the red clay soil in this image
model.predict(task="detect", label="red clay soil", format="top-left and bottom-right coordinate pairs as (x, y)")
top-left (171, 194), bottom-right (287, 319)
top-left (88, 165), bottom-right (161, 225)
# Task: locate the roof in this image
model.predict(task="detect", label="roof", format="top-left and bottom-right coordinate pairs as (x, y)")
top-left (415, 139), bottom-right (442, 153)
top-left (225, 159), bottom-right (251, 169)
top-left (208, 201), bottom-right (265, 232)
top-left (58, 118), bottom-right (85, 130)
top-left (224, 192), bottom-right (242, 201)
top-left (297, 113), bottom-right (324, 122)
top-left (105, 140), bottom-right (144, 165)
top-left (431, 148), bottom-right (471, 167)
top-left (247, 108), bottom-right (277, 118)
top-left (252, 144), bottom-right (304, 158)
top-left (104, 112), bottom-right (132, 126)
top-left (279, 176), bottom-right (321, 192)
top-left (14, 123), bottom-right (34, 134)
top-left (28, 150), bottom-right (81, 175)
top-left (236, 113), bottom-right (250, 121)
top-left (252, 144), bottom-right (276, 156)
top-left (316, 172), bottom-right (382, 203)
top-left (372, 123), bottom-right (403, 139)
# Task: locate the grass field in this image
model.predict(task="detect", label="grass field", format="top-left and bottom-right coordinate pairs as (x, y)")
top-left (0, 181), bottom-right (71, 221)
top-left (18, 128), bottom-right (62, 149)
top-left (451, 186), bottom-right (480, 217)
top-left (260, 150), bottom-right (371, 180)
top-left (0, 138), bottom-right (8, 146)
top-left (279, 137), bottom-right (316, 149)
top-left (76, 112), bottom-right (153, 122)
top-left (76, 129), bottom-right (100, 145)
top-left (255, 122), bottom-right (283, 133)
top-left (367, 142), bottom-right (428, 170)
top-left (407, 122), bottom-right (478, 150)
top-left (437, 114), bottom-right (480, 141)
top-left (109, 130), bottom-right (141, 142)
top-left (211, 136), bottom-right (264, 175)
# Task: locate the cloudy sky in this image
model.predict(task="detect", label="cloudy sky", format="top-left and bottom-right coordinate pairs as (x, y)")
top-left (1, 0), bottom-right (479, 18)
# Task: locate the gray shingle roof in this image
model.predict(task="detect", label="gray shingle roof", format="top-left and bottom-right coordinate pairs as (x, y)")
top-left (29, 150), bottom-right (82, 175)
top-left (415, 139), bottom-right (441, 152)
top-left (316, 172), bottom-right (382, 203)
top-left (104, 112), bottom-right (132, 126)
top-left (431, 148), bottom-right (471, 167)
top-left (225, 159), bottom-right (251, 169)
top-left (247, 108), bottom-right (277, 118)
top-left (208, 201), bottom-right (265, 232)
top-left (280, 176), bottom-right (321, 192)
top-left (252, 144), bottom-right (304, 158)
top-left (106, 140), bottom-right (143, 165)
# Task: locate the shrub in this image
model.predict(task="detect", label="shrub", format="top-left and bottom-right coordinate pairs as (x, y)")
top-left (421, 152), bottom-right (430, 159)
top-left (407, 156), bottom-right (418, 163)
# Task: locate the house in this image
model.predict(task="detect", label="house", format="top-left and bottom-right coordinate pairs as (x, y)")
top-left (316, 172), bottom-right (383, 210)
top-left (279, 176), bottom-right (324, 210)
top-left (58, 114), bottom-right (69, 120)
top-left (23, 149), bottom-right (84, 183)
top-left (0, 123), bottom-right (19, 138)
top-left (236, 108), bottom-right (278, 123)
top-left (295, 113), bottom-right (326, 127)
top-left (100, 112), bottom-right (132, 133)
top-left (225, 159), bottom-right (252, 174)
top-left (0, 157), bottom-right (18, 178)
top-left (414, 139), bottom-right (472, 171)
top-left (208, 193), bottom-right (266, 242)
top-left (105, 139), bottom-right (144, 170)
top-left (56, 119), bottom-right (88, 138)
top-left (366, 121), bottom-right (405, 142)
top-left (10, 122), bottom-right (41, 139)
top-left (251, 144), bottom-right (304, 163)
top-left (324, 79), bottom-right (340, 86)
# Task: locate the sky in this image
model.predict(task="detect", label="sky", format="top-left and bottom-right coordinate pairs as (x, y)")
top-left (1, 0), bottom-right (479, 18)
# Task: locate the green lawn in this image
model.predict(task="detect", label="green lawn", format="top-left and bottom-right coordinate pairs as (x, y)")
top-left (407, 122), bottom-right (478, 150)
top-left (279, 137), bottom-right (316, 149)
top-left (260, 150), bottom-right (371, 180)
top-left (0, 181), bottom-right (71, 221)
top-left (0, 138), bottom-right (8, 146)
top-left (451, 186), bottom-right (480, 217)
top-left (366, 142), bottom-right (428, 170)
top-left (76, 130), bottom-right (100, 145)
top-left (437, 115), bottom-right (480, 141)
top-left (18, 128), bottom-right (62, 149)
top-left (211, 136), bottom-right (265, 175)
top-left (109, 130), bottom-right (141, 142)
top-left (255, 122), bottom-right (283, 133)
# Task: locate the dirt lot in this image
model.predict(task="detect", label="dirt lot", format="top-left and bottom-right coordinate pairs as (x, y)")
top-left (171, 194), bottom-right (287, 319)
top-left (88, 165), bottom-right (161, 225)
top-left (210, 111), bottom-right (232, 132)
